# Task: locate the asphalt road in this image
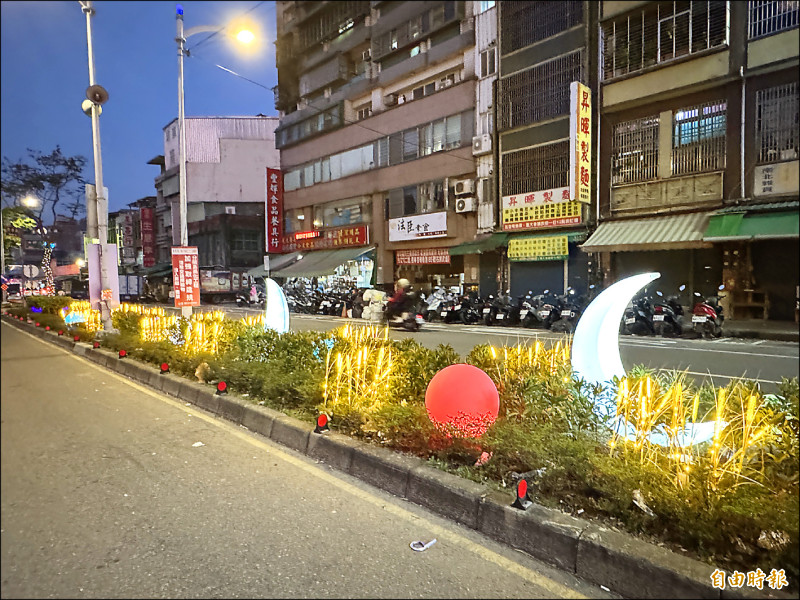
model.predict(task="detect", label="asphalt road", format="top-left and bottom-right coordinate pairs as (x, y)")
top-left (217, 307), bottom-right (799, 395)
top-left (1, 323), bottom-right (617, 599)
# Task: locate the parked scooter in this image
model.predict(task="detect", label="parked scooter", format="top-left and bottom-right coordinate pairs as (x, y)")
top-left (692, 285), bottom-right (725, 338)
top-left (622, 289), bottom-right (655, 335)
top-left (551, 287), bottom-right (583, 334)
top-left (422, 287), bottom-right (449, 322)
top-left (652, 285), bottom-right (685, 337)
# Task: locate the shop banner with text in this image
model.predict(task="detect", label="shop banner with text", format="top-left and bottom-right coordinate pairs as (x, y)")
top-left (396, 248), bottom-right (451, 265)
top-left (508, 234), bottom-right (569, 262)
top-left (171, 246), bottom-right (200, 307)
top-left (389, 212), bottom-right (447, 242)
top-left (569, 81), bottom-right (592, 204)
top-left (266, 168), bottom-right (283, 254)
top-left (502, 201), bottom-right (582, 231)
top-left (140, 207), bottom-right (156, 267)
top-left (281, 225), bottom-right (369, 252)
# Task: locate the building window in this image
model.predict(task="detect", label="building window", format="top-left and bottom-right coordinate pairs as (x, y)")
top-left (231, 230), bottom-right (260, 252)
top-left (756, 82), bottom-right (799, 163)
top-left (498, 51), bottom-right (583, 130)
top-left (502, 141), bottom-right (569, 196)
top-left (748, 1), bottom-right (799, 39)
top-left (387, 179), bottom-right (445, 218)
top-left (478, 1), bottom-right (496, 14)
top-left (500, 1), bottom-right (583, 55)
top-left (602, 1), bottom-right (728, 80)
top-left (402, 128), bottom-right (420, 161)
top-left (480, 47), bottom-right (496, 78)
top-left (314, 197), bottom-right (370, 229)
top-left (672, 100), bottom-right (727, 175)
top-left (169, 149), bottom-right (176, 168)
top-left (612, 115), bottom-right (660, 184)
top-left (284, 208), bottom-right (306, 234)
top-left (356, 105), bottom-right (372, 120)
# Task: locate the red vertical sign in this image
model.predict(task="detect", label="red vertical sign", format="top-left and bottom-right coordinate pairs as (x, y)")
top-left (140, 207), bottom-right (156, 267)
top-left (266, 167), bottom-right (283, 254)
top-left (171, 246), bottom-right (200, 307)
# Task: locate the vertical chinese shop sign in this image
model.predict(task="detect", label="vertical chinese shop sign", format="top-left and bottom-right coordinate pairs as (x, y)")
top-left (140, 206), bottom-right (156, 267)
top-left (569, 81), bottom-right (592, 204)
top-left (266, 168), bottom-right (283, 254)
top-left (171, 246), bottom-right (200, 308)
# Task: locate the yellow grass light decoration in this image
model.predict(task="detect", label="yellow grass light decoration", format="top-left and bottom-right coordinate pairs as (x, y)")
top-left (64, 300), bottom-right (102, 332)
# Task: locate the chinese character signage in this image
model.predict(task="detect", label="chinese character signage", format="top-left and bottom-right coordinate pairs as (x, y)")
top-left (140, 206), bottom-right (156, 267)
top-left (502, 201), bottom-right (582, 231)
top-left (266, 168), bottom-right (284, 253)
top-left (396, 248), bottom-right (451, 265)
top-left (121, 212), bottom-right (136, 265)
top-left (281, 225), bottom-right (369, 252)
top-left (388, 212), bottom-right (447, 242)
top-left (171, 246), bottom-right (200, 308)
top-left (569, 81), bottom-right (592, 204)
top-left (502, 186), bottom-right (571, 210)
top-left (508, 235), bottom-right (569, 262)
top-left (753, 162), bottom-right (798, 196)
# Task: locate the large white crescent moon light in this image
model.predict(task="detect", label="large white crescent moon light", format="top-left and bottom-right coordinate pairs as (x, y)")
top-left (570, 272), bottom-right (723, 447)
top-left (263, 278), bottom-right (290, 334)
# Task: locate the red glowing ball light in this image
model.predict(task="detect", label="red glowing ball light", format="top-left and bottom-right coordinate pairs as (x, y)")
top-left (424, 364), bottom-right (499, 438)
top-left (119, 349), bottom-right (127, 358)
top-left (216, 381), bottom-right (228, 394)
top-left (93, 341), bottom-right (100, 348)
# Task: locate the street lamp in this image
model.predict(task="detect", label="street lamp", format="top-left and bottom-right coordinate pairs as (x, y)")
top-left (175, 3), bottom-right (255, 318)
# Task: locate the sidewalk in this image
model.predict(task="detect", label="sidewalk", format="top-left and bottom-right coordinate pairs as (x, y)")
top-left (717, 319), bottom-right (798, 343)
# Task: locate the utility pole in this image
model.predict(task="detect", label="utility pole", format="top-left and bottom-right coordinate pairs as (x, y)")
top-left (79, 0), bottom-right (113, 331)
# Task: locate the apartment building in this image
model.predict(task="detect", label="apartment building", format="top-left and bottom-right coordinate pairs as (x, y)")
top-left (496, 1), bottom-right (599, 299)
top-left (152, 116), bottom-right (281, 271)
top-left (583, 0), bottom-right (798, 321)
top-left (273, 1), bottom-right (484, 292)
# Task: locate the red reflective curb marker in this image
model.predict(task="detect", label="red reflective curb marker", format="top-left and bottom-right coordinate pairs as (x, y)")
top-left (160, 362), bottom-right (169, 374)
top-left (216, 381), bottom-right (227, 395)
top-left (314, 413), bottom-right (330, 434)
top-left (45, 326), bottom-right (50, 331)
top-left (58, 330), bottom-right (64, 336)
top-left (74, 335), bottom-right (81, 342)
top-left (35, 322), bottom-right (40, 327)
top-left (93, 341), bottom-right (100, 348)
top-left (511, 478), bottom-right (532, 511)
top-left (119, 349), bottom-right (127, 359)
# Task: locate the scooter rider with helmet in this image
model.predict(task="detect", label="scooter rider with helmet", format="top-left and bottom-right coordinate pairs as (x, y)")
top-left (386, 278), bottom-right (411, 320)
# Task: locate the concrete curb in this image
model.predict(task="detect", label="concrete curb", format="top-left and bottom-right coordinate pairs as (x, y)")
top-left (2, 312), bottom-right (794, 600)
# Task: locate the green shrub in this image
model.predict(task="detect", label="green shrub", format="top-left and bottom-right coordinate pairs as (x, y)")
top-left (25, 295), bottom-right (72, 315)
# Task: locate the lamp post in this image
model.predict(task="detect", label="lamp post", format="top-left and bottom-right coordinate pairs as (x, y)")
top-left (175, 3), bottom-right (255, 318)
top-left (79, 0), bottom-right (113, 332)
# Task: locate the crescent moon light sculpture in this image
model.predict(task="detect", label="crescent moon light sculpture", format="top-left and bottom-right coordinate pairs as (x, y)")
top-left (263, 278), bottom-right (290, 334)
top-left (571, 272), bottom-right (722, 447)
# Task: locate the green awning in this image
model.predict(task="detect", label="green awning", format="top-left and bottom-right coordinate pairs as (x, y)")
top-left (246, 252), bottom-right (302, 277)
top-left (704, 210), bottom-right (799, 241)
top-left (271, 247), bottom-right (374, 279)
top-left (581, 212), bottom-right (714, 252)
top-left (449, 233), bottom-right (509, 256)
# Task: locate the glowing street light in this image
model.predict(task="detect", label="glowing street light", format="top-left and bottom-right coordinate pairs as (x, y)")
top-left (175, 4), bottom-right (260, 317)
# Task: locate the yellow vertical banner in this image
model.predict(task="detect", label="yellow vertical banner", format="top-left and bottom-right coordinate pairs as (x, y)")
top-left (570, 81), bottom-right (592, 204)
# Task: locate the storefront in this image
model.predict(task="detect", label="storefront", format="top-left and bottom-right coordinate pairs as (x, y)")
top-left (448, 233), bottom-right (508, 297)
top-left (395, 248), bottom-right (463, 293)
top-left (271, 224), bottom-right (374, 288)
top-left (506, 231), bottom-right (589, 298)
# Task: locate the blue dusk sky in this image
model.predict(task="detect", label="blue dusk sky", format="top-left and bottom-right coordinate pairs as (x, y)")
top-left (1, 0), bottom-right (278, 217)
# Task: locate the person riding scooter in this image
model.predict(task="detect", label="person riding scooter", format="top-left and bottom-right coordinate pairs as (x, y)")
top-left (386, 278), bottom-right (411, 320)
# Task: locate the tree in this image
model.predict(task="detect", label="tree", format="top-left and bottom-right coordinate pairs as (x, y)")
top-left (1, 146), bottom-right (88, 236)
top-left (1, 205), bottom-right (37, 267)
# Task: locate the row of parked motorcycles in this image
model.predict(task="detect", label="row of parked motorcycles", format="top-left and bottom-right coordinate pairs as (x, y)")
top-left (248, 278), bottom-right (726, 338)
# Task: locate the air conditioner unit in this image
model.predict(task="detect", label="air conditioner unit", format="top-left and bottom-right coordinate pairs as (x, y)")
top-left (455, 196), bottom-right (476, 213)
top-left (361, 49), bottom-right (371, 61)
top-left (225, 206), bottom-right (236, 215)
top-left (384, 93), bottom-right (397, 106)
top-left (397, 94), bottom-right (406, 104)
top-left (454, 178), bottom-right (474, 196)
top-left (472, 134), bottom-right (492, 156)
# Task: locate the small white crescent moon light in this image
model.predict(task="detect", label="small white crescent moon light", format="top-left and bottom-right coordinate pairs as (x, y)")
top-left (570, 272), bottom-right (723, 447)
top-left (263, 278), bottom-right (289, 334)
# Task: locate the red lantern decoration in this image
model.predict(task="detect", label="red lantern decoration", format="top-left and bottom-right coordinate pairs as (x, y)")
top-left (424, 364), bottom-right (499, 439)
top-left (216, 381), bottom-right (228, 395)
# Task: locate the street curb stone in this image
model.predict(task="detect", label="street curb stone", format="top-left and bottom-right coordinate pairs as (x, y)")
top-left (3, 312), bottom-right (795, 600)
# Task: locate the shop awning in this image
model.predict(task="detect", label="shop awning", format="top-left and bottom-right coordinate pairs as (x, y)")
top-left (580, 212), bottom-right (713, 252)
top-left (246, 252), bottom-right (302, 278)
top-left (704, 210), bottom-right (798, 242)
top-left (271, 247), bottom-right (374, 279)
top-left (140, 263), bottom-right (173, 277)
top-left (449, 233), bottom-right (509, 256)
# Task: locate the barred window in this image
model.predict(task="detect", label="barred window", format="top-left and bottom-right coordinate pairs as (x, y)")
top-left (501, 141), bottom-right (570, 196)
top-left (601, 1), bottom-right (728, 80)
top-left (756, 82), bottom-right (799, 163)
top-left (498, 51), bottom-right (583, 130)
top-left (500, 1), bottom-right (583, 55)
top-left (672, 100), bottom-right (727, 175)
top-left (231, 231), bottom-right (260, 252)
top-left (612, 116), bottom-right (660, 184)
top-left (749, 1), bottom-right (799, 39)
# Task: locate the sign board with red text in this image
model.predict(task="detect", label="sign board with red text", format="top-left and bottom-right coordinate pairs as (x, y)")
top-left (395, 248), bottom-right (451, 265)
top-left (171, 246), bottom-right (200, 307)
top-left (281, 225), bottom-right (369, 252)
top-left (569, 81), bottom-right (592, 204)
top-left (266, 168), bottom-right (283, 254)
top-left (140, 207), bottom-right (156, 267)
